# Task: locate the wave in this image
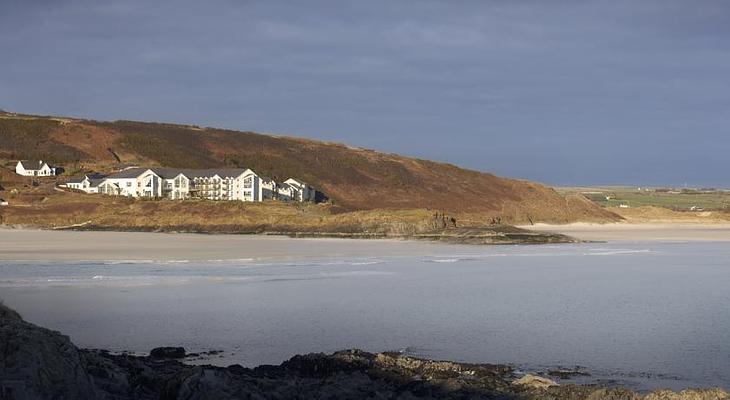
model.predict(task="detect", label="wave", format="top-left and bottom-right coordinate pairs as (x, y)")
top-left (101, 260), bottom-right (157, 265)
top-left (586, 249), bottom-right (653, 256)
top-left (347, 260), bottom-right (384, 266)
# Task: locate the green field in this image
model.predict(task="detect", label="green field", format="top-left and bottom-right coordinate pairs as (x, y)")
top-left (556, 186), bottom-right (730, 211)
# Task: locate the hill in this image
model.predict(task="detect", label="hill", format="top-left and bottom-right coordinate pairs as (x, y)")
top-left (0, 111), bottom-right (619, 224)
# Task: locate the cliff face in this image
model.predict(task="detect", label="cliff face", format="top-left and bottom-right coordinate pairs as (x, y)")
top-left (0, 113), bottom-right (620, 223)
top-left (1, 303), bottom-right (727, 400)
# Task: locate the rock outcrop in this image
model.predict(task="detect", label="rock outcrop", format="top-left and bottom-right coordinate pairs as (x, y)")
top-left (0, 304), bottom-right (98, 399)
top-left (1, 303), bottom-right (727, 400)
top-left (150, 346), bottom-right (186, 359)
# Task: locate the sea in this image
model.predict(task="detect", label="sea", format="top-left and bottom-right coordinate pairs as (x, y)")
top-left (1, 240), bottom-right (728, 391)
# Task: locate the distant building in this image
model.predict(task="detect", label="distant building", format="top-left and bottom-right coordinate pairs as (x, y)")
top-left (185, 168), bottom-right (261, 202)
top-left (15, 160), bottom-right (57, 177)
top-left (275, 182), bottom-right (296, 201)
top-left (98, 168), bottom-right (191, 199)
top-left (61, 166), bottom-right (317, 203)
top-left (259, 177), bottom-right (278, 200)
top-left (283, 178), bottom-right (316, 202)
top-left (63, 173), bottom-right (106, 193)
top-left (95, 167), bottom-right (270, 202)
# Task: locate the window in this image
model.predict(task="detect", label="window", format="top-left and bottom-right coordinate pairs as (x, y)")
top-left (244, 177), bottom-right (252, 188)
top-left (127, 182), bottom-right (132, 187)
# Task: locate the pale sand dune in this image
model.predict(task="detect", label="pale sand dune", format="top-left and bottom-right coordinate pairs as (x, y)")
top-left (521, 223), bottom-right (730, 242)
top-left (0, 228), bottom-right (455, 261)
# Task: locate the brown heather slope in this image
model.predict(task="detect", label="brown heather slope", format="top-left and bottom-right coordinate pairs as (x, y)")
top-left (0, 112), bottom-right (619, 224)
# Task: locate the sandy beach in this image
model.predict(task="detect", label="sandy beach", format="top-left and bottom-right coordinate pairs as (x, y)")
top-left (0, 225), bottom-right (728, 261)
top-left (521, 223), bottom-right (730, 242)
top-left (0, 228), bottom-right (460, 261)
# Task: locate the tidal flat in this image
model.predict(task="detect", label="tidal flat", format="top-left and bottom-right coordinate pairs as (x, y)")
top-left (1, 229), bottom-right (729, 391)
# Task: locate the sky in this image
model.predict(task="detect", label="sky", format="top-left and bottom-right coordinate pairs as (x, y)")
top-left (1, 0), bottom-right (729, 187)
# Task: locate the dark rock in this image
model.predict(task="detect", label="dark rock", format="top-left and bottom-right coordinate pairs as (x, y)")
top-left (1, 303), bottom-right (727, 400)
top-left (547, 368), bottom-right (592, 379)
top-left (0, 304), bottom-right (98, 399)
top-left (150, 346), bottom-right (186, 359)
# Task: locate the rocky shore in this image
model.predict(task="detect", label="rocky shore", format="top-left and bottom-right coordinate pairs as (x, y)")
top-left (68, 224), bottom-right (578, 245)
top-left (2, 303), bottom-right (727, 400)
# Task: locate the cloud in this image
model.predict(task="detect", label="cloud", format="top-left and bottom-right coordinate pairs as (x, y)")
top-left (1, 0), bottom-right (728, 186)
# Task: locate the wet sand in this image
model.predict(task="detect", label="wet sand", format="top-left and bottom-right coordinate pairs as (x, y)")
top-left (1, 224), bottom-right (729, 262)
top-left (0, 228), bottom-right (458, 261)
top-left (521, 223), bottom-right (730, 242)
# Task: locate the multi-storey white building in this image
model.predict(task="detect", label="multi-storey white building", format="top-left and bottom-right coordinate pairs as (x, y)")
top-left (187, 169), bottom-right (260, 201)
top-left (65, 166), bottom-right (316, 203)
top-left (91, 167), bottom-right (274, 202)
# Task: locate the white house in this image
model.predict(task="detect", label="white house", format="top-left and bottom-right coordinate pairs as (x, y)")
top-left (64, 173), bottom-right (106, 193)
top-left (15, 160), bottom-right (56, 177)
top-left (99, 168), bottom-right (159, 197)
top-left (283, 178), bottom-right (316, 202)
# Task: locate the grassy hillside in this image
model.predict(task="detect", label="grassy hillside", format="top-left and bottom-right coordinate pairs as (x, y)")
top-left (558, 186), bottom-right (730, 211)
top-left (0, 111), bottom-right (619, 224)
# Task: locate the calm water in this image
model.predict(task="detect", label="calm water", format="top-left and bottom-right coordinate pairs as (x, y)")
top-left (1, 241), bottom-right (729, 390)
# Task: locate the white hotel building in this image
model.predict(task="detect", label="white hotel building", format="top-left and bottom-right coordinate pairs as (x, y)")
top-left (66, 167), bottom-right (315, 203)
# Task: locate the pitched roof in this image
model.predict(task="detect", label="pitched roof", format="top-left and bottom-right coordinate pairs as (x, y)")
top-left (66, 172), bottom-right (107, 184)
top-left (87, 173), bottom-right (107, 179)
top-left (66, 176), bottom-right (87, 184)
top-left (177, 168), bottom-right (249, 179)
top-left (105, 167), bottom-right (253, 180)
top-left (147, 168), bottom-right (190, 179)
top-left (285, 178), bottom-right (308, 187)
top-left (105, 167), bottom-right (151, 179)
top-left (18, 160), bottom-right (46, 170)
top-left (89, 178), bottom-right (106, 187)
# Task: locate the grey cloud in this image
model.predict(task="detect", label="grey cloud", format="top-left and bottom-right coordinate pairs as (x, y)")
top-left (1, 0), bottom-right (728, 186)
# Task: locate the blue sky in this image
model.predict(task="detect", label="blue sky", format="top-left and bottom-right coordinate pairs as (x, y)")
top-left (1, 0), bottom-right (729, 187)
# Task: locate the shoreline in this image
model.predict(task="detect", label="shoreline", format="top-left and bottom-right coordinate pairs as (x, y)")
top-left (2, 223), bottom-right (729, 261)
top-left (0, 225), bottom-right (576, 261)
top-left (2, 302), bottom-right (727, 399)
top-left (518, 222), bottom-right (730, 242)
top-left (0, 227), bottom-right (438, 262)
